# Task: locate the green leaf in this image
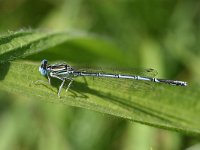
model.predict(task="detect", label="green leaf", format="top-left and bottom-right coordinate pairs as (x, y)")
top-left (0, 29), bottom-right (91, 63)
top-left (0, 30), bottom-right (200, 136)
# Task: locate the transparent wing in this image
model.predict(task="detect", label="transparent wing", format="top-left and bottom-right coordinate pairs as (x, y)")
top-left (71, 75), bottom-right (155, 97)
top-left (71, 66), bottom-right (157, 95)
top-left (74, 66), bottom-right (158, 78)
top-left (48, 64), bottom-right (158, 95)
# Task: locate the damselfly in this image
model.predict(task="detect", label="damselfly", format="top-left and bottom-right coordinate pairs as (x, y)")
top-left (39, 59), bottom-right (187, 97)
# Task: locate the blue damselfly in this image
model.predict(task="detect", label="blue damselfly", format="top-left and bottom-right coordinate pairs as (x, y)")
top-left (39, 59), bottom-right (187, 97)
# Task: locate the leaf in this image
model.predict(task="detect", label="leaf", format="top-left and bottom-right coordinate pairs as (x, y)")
top-left (0, 29), bottom-right (91, 63)
top-left (0, 60), bottom-right (200, 136)
top-left (0, 30), bottom-right (199, 136)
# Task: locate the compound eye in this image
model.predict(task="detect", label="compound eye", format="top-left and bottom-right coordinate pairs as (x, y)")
top-left (39, 66), bottom-right (47, 76)
top-left (39, 59), bottom-right (48, 76)
top-left (41, 59), bottom-right (48, 69)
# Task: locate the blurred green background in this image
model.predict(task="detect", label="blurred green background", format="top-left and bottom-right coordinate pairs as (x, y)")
top-left (0, 0), bottom-right (200, 149)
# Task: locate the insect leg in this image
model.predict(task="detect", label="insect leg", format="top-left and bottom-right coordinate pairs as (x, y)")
top-left (66, 78), bottom-right (73, 92)
top-left (58, 79), bottom-right (65, 98)
top-left (47, 74), bottom-right (51, 85)
top-left (50, 74), bottom-right (66, 98)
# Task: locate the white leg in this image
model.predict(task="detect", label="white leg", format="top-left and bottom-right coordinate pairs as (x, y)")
top-left (58, 79), bottom-right (65, 98)
top-left (51, 74), bottom-right (63, 81)
top-left (47, 75), bottom-right (51, 85)
top-left (66, 79), bottom-right (73, 92)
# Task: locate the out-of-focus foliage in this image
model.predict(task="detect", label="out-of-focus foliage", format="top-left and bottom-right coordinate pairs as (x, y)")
top-left (0, 0), bottom-right (200, 150)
